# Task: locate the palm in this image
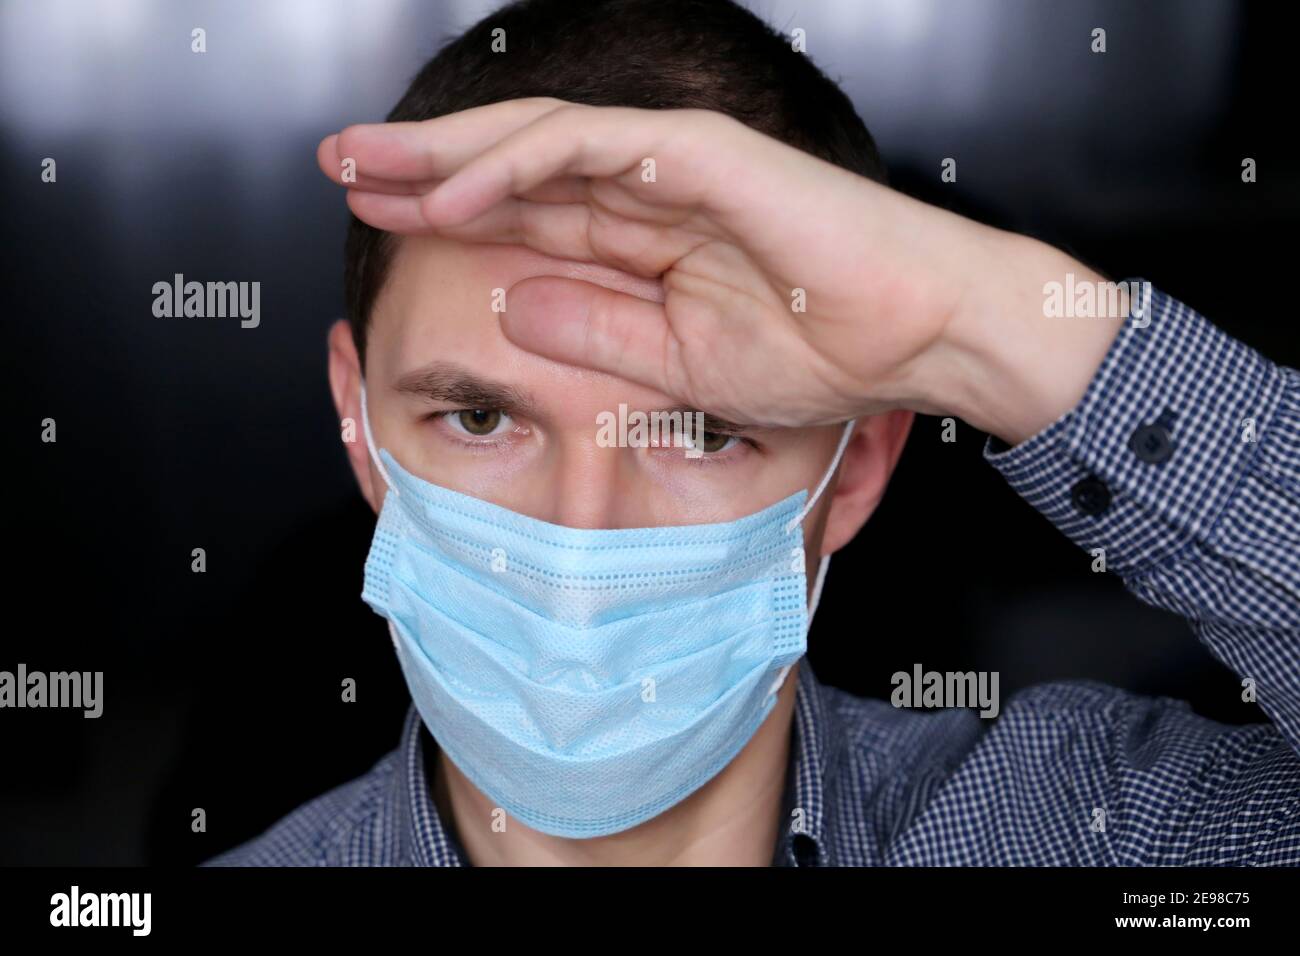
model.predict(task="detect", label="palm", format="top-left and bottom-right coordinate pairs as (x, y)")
top-left (580, 166), bottom-right (940, 427)
top-left (323, 99), bottom-right (962, 425)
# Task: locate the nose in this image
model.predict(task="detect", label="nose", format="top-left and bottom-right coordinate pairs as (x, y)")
top-left (538, 433), bottom-right (628, 529)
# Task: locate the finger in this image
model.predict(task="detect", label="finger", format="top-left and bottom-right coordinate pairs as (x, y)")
top-left (350, 185), bottom-right (704, 278)
top-left (345, 186), bottom-right (601, 257)
top-left (423, 105), bottom-right (712, 225)
top-left (463, 200), bottom-right (697, 275)
top-left (319, 142), bottom-right (436, 195)
top-left (320, 132), bottom-right (450, 195)
top-left (346, 190), bottom-right (438, 234)
top-left (322, 133), bottom-right (592, 200)
top-left (501, 276), bottom-right (676, 394)
top-left (330, 98), bottom-right (568, 182)
top-left (316, 133), bottom-right (340, 180)
top-left (427, 199), bottom-right (599, 261)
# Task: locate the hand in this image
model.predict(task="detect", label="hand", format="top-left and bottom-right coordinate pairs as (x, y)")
top-left (319, 98), bottom-right (1122, 443)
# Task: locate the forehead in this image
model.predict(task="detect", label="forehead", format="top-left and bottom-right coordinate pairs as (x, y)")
top-left (367, 234), bottom-right (671, 409)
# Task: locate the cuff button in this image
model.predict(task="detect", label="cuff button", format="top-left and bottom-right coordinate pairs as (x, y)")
top-left (1071, 476), bottom-right (1111, 516)
top-left (1130, 423), bottom-right (1174, 463)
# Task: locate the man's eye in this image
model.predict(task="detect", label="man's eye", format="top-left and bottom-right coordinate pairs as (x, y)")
top-left (670, 423), bottom-right (739, 455)
top-left (698, 431), bottom-right (735, 454)
top-left (447, 409), bottom-right (511, 437)
top-left (673, 425), bottom-right (737, 454)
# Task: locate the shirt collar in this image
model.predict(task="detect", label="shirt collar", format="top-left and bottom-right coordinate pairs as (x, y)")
top-left (396, 703), bottom-right (466, 866)
top-left (772, 658), bottom-right (835, 866)
top-left (394, 657), bottom-right (839, 867)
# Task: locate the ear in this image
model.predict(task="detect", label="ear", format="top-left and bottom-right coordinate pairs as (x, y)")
top-left (327, 319), bottom-right (380, 512)
top-left (819, 409), bottom-right (914, 556)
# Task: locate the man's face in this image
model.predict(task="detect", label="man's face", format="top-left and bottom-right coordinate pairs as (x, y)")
top-left (345, 234), bottom-right (864, 582)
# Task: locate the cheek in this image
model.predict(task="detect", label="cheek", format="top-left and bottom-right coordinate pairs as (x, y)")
top-left (364, 459), bottom-right (389, 514)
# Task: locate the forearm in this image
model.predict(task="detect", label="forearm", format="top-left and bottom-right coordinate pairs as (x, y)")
top-left (980, 285), bottom-right (1300, 754)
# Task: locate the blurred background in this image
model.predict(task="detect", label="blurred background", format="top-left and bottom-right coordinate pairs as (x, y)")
top-left (1, 0), bottom-right (1295, 864)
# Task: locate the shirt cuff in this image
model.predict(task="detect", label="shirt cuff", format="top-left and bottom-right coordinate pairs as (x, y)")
top-left (982, 280), bottom-right (1289, 576)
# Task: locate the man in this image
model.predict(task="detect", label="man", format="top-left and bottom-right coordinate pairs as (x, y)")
top-left (206, 0), bottom-right (1299, 866)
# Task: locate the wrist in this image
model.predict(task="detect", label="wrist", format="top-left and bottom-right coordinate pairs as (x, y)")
top-left (921, 230), bottom-right (1125, 445)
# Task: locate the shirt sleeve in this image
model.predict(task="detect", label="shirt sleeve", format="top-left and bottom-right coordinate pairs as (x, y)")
top-left (981, 281), bottom-right (1300, 862)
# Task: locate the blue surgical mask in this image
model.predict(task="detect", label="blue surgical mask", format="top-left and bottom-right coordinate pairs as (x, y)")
top-left (359, 384), bottom-right (854, 839)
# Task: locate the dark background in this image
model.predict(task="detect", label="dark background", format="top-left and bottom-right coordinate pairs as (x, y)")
top-left (1, 0), bottom-right (1295, 865)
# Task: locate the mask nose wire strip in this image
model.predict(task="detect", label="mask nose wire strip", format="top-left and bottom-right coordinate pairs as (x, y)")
top-left (360, 382), bottom-right (399, 497)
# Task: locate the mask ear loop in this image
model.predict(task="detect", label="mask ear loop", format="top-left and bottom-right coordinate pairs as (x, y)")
top-left (361, 381), bottom-right (403, 652)
top-left (360, 382), bottom-right (399, 498)
top-left (766, 418), bottom-right (857, 699)
top-left (782, 419), bottom-right (856, 537)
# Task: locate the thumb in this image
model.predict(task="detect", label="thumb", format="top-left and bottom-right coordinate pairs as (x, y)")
top-left (501, 275), bottom-right (675, 392)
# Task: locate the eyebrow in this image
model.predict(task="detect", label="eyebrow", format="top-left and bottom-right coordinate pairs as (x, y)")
top-left (654, 405), bottom-right (753, 436)
top-left (391, 362), bottom-right (750, 434)
top-left (393, 361), bottom-right (538, 414)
